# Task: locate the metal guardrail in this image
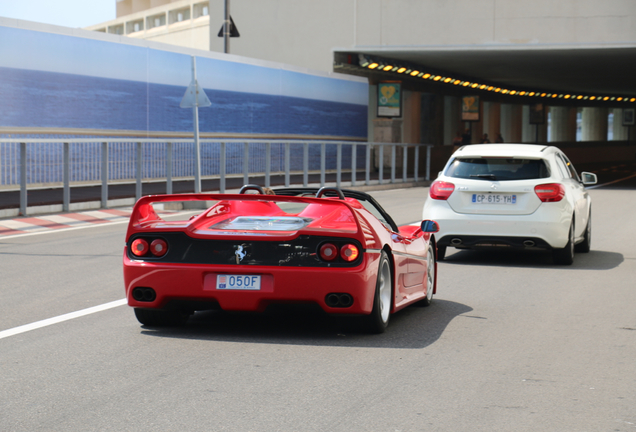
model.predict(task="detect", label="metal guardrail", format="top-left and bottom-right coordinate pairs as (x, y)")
top-left (0, 138), bottom-right (432, 215)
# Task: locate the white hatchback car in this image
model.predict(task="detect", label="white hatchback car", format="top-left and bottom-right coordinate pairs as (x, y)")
top-left (422, 144), bottom-right (598, 265)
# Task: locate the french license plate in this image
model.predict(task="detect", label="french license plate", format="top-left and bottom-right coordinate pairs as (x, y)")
top-left (216, 275), bottom-right (261, 290)
top-left (472, 193), bottom-right (517, 204)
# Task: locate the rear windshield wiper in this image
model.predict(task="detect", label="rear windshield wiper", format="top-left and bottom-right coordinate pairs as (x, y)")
top-left (469, 174), bottom-right (497, 179)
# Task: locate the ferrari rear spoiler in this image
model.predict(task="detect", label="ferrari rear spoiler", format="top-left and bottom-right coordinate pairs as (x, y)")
top-left (126, 193), bottom-right (364, 241)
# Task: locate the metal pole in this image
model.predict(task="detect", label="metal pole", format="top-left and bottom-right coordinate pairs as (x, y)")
top-left (365, 143), bottom-right (370, 185)
top-left (243, 141), bottom-right (249, 186)
top-left (391, 145), bottom-right (396, 184)
top-left (351, 143), bottom-right (357, 186)
top-left (303, 142), bottom-right (309, 187)
top-left (220, 142), bottom-right (226, 193)
top-left (284, 142), bottom-right (290, 187)
top-left (402, 145), bottom-right (407, 183)
top-left (320, 143), bottom-right (326, 186)
top-left (101, 142), bottom-right (108, 208)
top-left (223, 0), bottom-right (230, 54)
top-left (379, 144), bottom-right (384, 185)
top-left (166, 141), bottom-right (173, 194)
top-left (336, 143), bottom-right (342, 188)
top-left (414, 146), bottom-right (420, 182)
top-left (191, 57), bottom-right (202, 193)
top-left (63, 142), bottom-right (70, 212)
top-left (136, 142), bottom-right (142, 201)
top-left (265, 142), bottom-right (271, 188)
top-left (426, 145), bottom-right (431, 181)
top-left (19, 142), bottom-right (26, 216)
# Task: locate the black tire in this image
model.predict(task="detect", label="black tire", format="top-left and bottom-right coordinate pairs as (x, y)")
top-left (437, 245), bottom-right (446, 261)
top-left (365, 251), bottom-right (392, 334)
top-left (553, 221), bottom-right (575, 265)
top-left (134, 308), bottom-right (190, 327)
top-left (575, 210), bottom-right (591, 253)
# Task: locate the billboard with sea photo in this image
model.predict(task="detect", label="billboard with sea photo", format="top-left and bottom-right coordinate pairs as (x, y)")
top-left (0, 22), bottom-right (368, 139)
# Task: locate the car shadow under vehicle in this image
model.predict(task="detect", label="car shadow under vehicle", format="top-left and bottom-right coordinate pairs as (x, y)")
top-left (441, 248), bottom-right (623, 270)
top-left (139, 299), bottom-right (473, 349)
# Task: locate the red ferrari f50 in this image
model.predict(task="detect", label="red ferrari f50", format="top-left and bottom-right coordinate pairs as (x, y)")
top-left (123, 186), bottom-right (440, 333)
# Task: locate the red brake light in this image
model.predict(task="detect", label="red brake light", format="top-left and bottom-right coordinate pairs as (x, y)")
top-left (534, 183), bottom-right (565, 202)
top-left (320, 243), bottom-right (338, 261)
top-left (340, 244), bottom-right (359, 262)
top-left (150, 239), bottom-right (168, 257)
top-left (430, 181), bottom-right (455, 200)
top-left (131, 238), bottom-right (149, 257)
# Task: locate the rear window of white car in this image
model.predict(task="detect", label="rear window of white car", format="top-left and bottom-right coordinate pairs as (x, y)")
top-left (446, 158), bottom-right (550, 181)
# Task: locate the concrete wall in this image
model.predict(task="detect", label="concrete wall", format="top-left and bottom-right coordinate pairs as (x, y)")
top-left (207, 0), bottom-right (636, 73)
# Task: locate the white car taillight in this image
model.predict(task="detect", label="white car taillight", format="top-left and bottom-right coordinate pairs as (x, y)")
top-left (534, 183), bottom-right (565, 202)
top-left (430, 181), bottom-right (455, 200)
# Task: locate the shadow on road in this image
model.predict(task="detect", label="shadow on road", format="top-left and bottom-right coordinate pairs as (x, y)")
top-left (139, 299), bottom-right (472, 349)
top-left (441, 248), bottom-right (623, 270)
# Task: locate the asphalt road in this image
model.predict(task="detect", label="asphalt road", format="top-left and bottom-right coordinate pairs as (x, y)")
top-left (1, 181), bottom-right (635, 431)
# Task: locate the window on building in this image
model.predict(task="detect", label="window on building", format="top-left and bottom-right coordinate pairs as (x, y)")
top-left (146, 13), bottom-right (166, 30)
top-left (126, 19), bottom-right (144, 34)
top-left (193, 2), bottom-right (209, 19)
top-left (95, 28), bottom-right (106, 33)
top-left (107, 24), bottom-right (124, 35)
top-left (169, 7), bottom-right (191, 24)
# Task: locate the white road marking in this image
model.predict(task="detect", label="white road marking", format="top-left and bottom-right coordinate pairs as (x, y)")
top-left (0, 219), bottom-right (130, 239)
top-left (0, 298), bottom-right (127, 340)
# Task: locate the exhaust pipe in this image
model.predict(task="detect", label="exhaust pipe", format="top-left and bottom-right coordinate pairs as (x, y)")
top-left (523, 240), bottom-right (535, 247)
top-left (325, 293), bottom-right (354, 308)
top-left (450, 238), bottom-right (463, 246)
top-left (132, 287), bottom-right (156, 302)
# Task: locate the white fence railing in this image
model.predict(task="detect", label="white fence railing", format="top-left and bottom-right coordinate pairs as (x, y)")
top-left (0, 138), bottom-right (432, 215)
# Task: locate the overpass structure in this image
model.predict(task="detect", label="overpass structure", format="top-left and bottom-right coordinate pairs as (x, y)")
top-left (88, 0), bottom-right (636, 151)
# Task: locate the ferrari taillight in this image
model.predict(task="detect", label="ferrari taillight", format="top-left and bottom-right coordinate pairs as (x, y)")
top-left (430, 181), bottom-right (455, 200)
top-left (150, 239), bottom-right (168, 257)
top-left (131, 238), bottom-right (149, 257)
top-left (340, 244), bottom-right (359, 262)
top-left (534, 183), bottom-right (565, 202)
top-left (320, 243), bottom-right (338, 261)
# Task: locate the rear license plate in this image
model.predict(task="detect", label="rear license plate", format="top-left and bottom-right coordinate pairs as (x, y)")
top-left (216, 275), bottom-right (261, 290)
top-left (472, 193), bottom-right (517, 204)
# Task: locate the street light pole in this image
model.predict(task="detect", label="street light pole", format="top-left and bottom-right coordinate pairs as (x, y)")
top-left (223, 0), bottom-right (230, 54)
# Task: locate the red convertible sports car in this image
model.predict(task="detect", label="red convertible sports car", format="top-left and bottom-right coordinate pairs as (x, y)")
top-left (123, 185), bottom-right (440, 333)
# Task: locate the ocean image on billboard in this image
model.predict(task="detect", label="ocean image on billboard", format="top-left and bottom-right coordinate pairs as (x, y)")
top-left (0, 26), bottom-right (368, 138)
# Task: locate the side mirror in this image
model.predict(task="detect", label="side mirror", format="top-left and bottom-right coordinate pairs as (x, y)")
top-left (421, 220), bottom-right (440, 233)
top-left (581, 172), bottom-right (597, 186)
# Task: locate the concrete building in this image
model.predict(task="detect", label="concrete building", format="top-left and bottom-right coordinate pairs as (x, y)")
top-left (86, 0), bottom-right (636, 155)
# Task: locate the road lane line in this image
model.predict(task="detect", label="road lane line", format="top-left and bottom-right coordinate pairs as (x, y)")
top-left (587, 172), bottom-right (636, 189)
top-left (0, 298), bottom-right (127, 340)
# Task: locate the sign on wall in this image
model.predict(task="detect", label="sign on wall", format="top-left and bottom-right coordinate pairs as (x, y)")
top-left (377, 82), bottom-right (401, 117)
top-left (461, 96), bottom-right (479, 121)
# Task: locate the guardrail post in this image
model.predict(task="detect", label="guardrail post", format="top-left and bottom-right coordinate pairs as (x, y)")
top-left (320, 143), bottom-right (326, 186)
top-left (365, 143), bottom-right (371, 186)
top-left (402, 145), bottom-right (408, 183)
top-left (136, 142), bottom-right (142, 201)
top-left (414, 145), bottom-right (420, 182)
top-left (426, 145), bottom-right (431, 180)
top-left (303, 142), bottom-right (308, 187)
top-left (166, 142), bottom-right (173, 194)
top-left (379, 144), bottom-right (384, 185)
top-left (391, 145), bottom-right (396, 184)
top-left (336, 142), bottom-right (342, 188)
top-left (265, 142), bottom-right (271, 188)
top-left (63, 142), bottom-right (70, 212)
top-left (220, 142), bottom-right (226, 193)
top-left (284, 142), bottom-right (290, 187)
top-left (243, 141), bottom-right (249, 186)
top-left (351, 143), bottom-right (357, 186)
top-left (19, 142), bottom-right (27, 216)
top-left (101, 142), bottom-right (108, 208)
